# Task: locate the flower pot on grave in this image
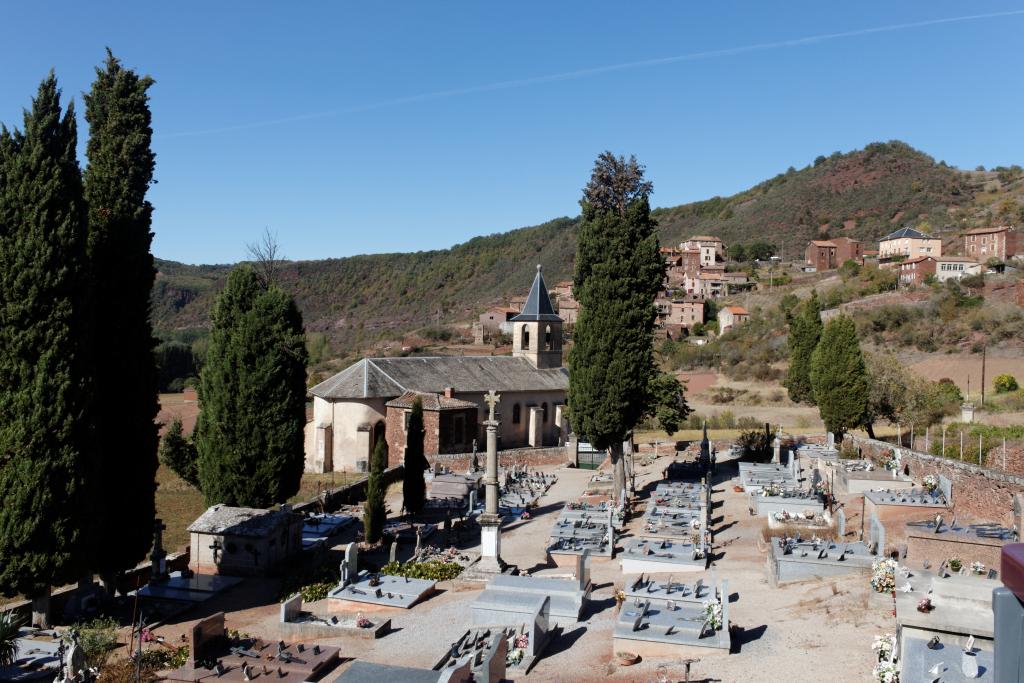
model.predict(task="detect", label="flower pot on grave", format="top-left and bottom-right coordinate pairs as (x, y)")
top-left (962, 650), bottom-right (979, 678)
top-left (616, 652), bottom-right (640, 666)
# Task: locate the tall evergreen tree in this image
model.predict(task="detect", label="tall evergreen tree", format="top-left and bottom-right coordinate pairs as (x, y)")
top-left (83, 50), bottom-right (160, 581)
top-left (784, 290), bottom-right (822, 404)
top-left (159, 417), bottom-right (199, 489)
top-left (402, 398), bottom-right (427, 515)
top-left (194, 266), bottom-right (308, 507)
top-left (568, 153), bottom-right (663, 499)
top-left (0, 75), bottom-right (95, 624)
top-left (810, 315), bottom-right (869, 439)
top-left (363, 437), bottom-right (387, 544)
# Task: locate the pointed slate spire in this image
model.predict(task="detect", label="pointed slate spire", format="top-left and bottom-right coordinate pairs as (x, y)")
top-left (510, 264), bottom-right (562, 322)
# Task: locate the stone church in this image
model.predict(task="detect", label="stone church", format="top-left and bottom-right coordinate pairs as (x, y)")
top-left (305, 265), bottom-right (570, 472)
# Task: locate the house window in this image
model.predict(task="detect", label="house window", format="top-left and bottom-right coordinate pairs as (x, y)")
top-left (521, 326), bottom-right (530, 350)
top-left (404, 410), bottom-right (411, 431)
top-left (512, 403), bottom-right (521, 424)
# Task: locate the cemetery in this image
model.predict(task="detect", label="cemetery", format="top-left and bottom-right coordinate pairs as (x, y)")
top-left (10, 428), bottom-right (1024, 683)
top-left (830, 459), bottom-right (916, 495)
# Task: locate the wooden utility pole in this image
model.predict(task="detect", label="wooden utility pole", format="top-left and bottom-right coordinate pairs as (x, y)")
top-left (981, 345), bottom-right (987, 406)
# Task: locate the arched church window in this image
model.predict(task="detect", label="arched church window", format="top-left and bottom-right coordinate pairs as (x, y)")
top-left (544, 325), bottom-right (553, 351)
top-left (512, 404), bottom-right (521, 424)
top-left (522, 326), bottom-right (530, 350)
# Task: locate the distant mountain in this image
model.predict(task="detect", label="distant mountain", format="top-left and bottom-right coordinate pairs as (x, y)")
top-left (151, 141), bottom-right (1005, 361)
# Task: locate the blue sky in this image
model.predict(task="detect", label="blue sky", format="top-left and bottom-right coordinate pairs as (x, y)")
top-left (2, 2), bottom-right (1023, 264)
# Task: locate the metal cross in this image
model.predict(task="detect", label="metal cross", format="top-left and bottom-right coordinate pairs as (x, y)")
top-left (484, 390), bottom-right (501, 421)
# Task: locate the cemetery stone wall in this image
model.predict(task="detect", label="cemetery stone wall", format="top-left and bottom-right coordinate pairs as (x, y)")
top-left (850, 435), bottom-right (1024, 526)
top-left (430, 446), bottom-right (571, 471)
top-left (905, 534), bottom-right (1004, 571)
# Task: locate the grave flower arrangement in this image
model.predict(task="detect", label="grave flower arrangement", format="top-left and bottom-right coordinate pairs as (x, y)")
top-left (762, 483), bottom-right (783, 497)
top-left (871, 558), bottom-right (898, 593)
top-left (922, 475), bottom-right (939, 493)
top-left (356, 614), bottom-right (372, 628)
top-left (916, 597), bottom-right (933, 613)
top-left (872, 661), bottom-right (899, 683)
top-left (506, 644), bottom-right (525, 667)
top-left (813, 480), bottom-right (830, 496)
top-left (702, 599), bottom-right (723, 630)
top-left (871, 633), bottom-right (896, 662)
top-left (947, 557), bottom-right (962, 573)
top-left (877, 450), bottom-right (896, 471)
top-left (971, 561), bottom-right (985, 575)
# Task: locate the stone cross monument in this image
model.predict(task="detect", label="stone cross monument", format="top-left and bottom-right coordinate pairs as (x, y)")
top-left (478, 390), bottom-right (505, 572)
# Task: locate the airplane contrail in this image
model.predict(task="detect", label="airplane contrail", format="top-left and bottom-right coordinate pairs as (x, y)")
top-left (158, 9), bottom-right (1024, 139)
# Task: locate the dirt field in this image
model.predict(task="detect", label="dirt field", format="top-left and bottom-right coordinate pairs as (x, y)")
top-left (910, 353), bottom-right (1024, 397)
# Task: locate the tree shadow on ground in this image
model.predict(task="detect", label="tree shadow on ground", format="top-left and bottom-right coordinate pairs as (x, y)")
top-left (730, 624), bottom-right (768, 653)
top-left (715, 521), bottom-right (737, 534)
top-left (581, 596), bottom-right (616, 620)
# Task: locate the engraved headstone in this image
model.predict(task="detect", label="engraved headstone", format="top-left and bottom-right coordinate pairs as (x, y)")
top-left (389, 541), bottom-right (397, 565)
top-left (837, 507), bottom-right (846, 537)
top-left (344, 543), bottom-right (359, 585)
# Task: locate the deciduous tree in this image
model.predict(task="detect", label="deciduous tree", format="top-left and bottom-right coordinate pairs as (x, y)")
top-left (569, 152), bottom-right (663, 499)
top-left (194, 266), bottom-right (308, 507)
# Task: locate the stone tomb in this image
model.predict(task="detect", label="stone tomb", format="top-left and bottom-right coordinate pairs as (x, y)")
top-left (895, 573), bottom-right (999, 681)
top-left (905, 517), bottom-right (1013, 573)
top-left (163, 611), bottom-right (341, 683)
top-left (751, 491), bottom-right (826, 521)
top-left (327, 571), bottom-right (436, 612)
top-left (472, 568), bottom-right (590, 624)
top-left (642, 504), bottom-right (707, 541)
top-left (188, 504), bottom-right (304, 577)
top-left (547, 506), bottom-right (613, 564)
top-left (613, 580), bottom-right (731, 658)
top-left (135, 570), bottom-right (243, 604)
top-left (864, 486), bottom-right (950, 509)
top-left (336, 661), bottom-right (461, 683)
top-left (278, 593), bottom-right (390, 639)
top-left (0, 628), bottom-right (65, 682)
top-left (301, 513), bottom-right (354, 550)
top-left (448, 595), bottom-right (552, 675)
top-left (738, 462), bottom-right (798, 493)
top-left (832, 460), bottom-right (915, 495)
top-left (768, 538), bottom-right (874, 585)
top-left (620, 537), bottom-right (707, 574)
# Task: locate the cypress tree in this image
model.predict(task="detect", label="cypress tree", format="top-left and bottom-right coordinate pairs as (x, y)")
top-left (810, 315), bottom-right (869, 439)
top-left (568, 153), bottom-right (663, 499)
top-left (83, 50), bottom-right (160, 581)
top-left (784, 290), bottom-right (822, 404)
top-left (363, 437), bottom-right (387, 544)
top-left (0, 75), bottom-right (95, 624)
top-left (402, 398), bottom-right (427, 515)
top-left (194, 266), bottom-right (308, 507)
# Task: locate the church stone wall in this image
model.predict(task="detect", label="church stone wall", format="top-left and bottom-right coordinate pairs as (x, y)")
top-left (305, 396), bottom-right (387, 473)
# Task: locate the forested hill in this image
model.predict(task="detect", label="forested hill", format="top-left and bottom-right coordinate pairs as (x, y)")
top-left (152, 141), bottom-right (1011, 360)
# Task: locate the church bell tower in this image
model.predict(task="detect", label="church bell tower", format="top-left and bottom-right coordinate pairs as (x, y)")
top-left (511, 265), bottom-right (563, 369)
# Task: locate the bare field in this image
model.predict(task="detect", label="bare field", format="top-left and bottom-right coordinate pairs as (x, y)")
top-left (910, 353), bottom-right (1024, 395)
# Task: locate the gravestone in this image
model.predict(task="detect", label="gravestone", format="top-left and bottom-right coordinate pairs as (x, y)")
top-left (868, 514), bottom-right (885, 556)
top-left (786, 449), bottom-right (795, 476)
top-left (575, 549), bottom-right (591, 591)
top-left (939, 476), bottom-right (953, 503)
top-left (343, 543), bottom-right (358, 586)
top-left (466, 489), bottom-right (477, 516)
top-left (1014, 494), bottom-right (1024, 541)
top-left (280, 594), bottom-right (302, 623)
top-left (836, 508), bottom-right (846, 537)
top-left (826, 432), bottom-right (835, 450)
top-left (150, 518), bottom-right (169, 583)
top-left (436, 657), bottom-right (473, 683)
top-left (479, 633), bottom-right (507, 683)
top-left (772, 436), bottom-right (781, 464)
top-left (415, 527), bottom-right (422, 555)
top-left (389, 542), bottom-right (397, 565)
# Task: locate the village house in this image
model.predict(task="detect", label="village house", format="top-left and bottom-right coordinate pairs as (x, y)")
top-left (803, 236), bottom-right (863, 271)
top-left (305, 266), bottom-right (569, 472)
top-left (550, 280), bottom-right (579, 325)
top-left (681, 235), bottom-right (725, 266)
top-left (478, 306), bottom-right (518, 336)
top-left (879, 226), bottom-right (942, 260)
top-left (717, 305), bottom-right (749, 333)
top-left (655, 292), bottom-right (705, 331)
top-left (933, 255), bottom-right (982, 282)
top-left (964, 225), bottom-right (1018, 262)
top-left (897, 255), bottom-right (936, 286)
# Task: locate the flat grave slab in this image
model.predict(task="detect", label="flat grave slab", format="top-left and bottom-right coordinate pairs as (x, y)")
top-left (336, 661), bottom-right (442, 683)
top-left (135, 572), bottom-right (243, 603)
top-left (752, 493), bottom-right (825, 519)
top-left (865, 487), bottom-right (949, 508)
top-left (620, 537), bottom-right (706, 574)
top-left (899, 635), bottom-right (993, 682)
top-left (328, 572), bottom-right (435, 611)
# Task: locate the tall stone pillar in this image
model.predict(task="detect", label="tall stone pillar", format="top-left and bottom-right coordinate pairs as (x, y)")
top-left (479, 390), bottom-right (504, 572)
